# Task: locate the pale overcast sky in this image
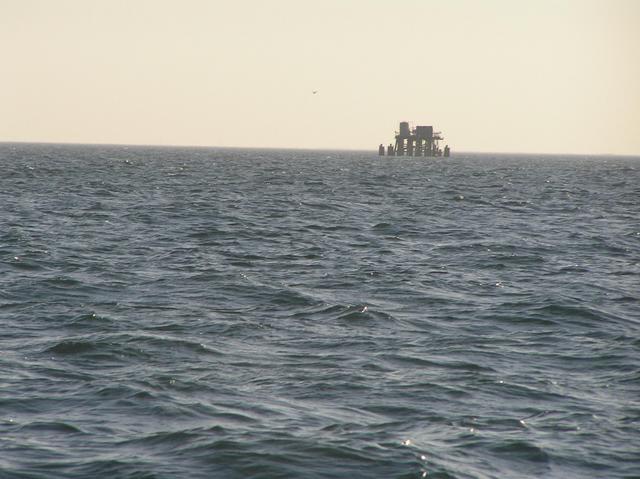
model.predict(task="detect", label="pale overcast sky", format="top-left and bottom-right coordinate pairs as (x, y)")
top-left (1, 0), bottom-right (639, 154)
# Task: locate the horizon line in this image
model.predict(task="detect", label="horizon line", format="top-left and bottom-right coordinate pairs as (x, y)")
top-left (1, 140), bottom-right (638, 159)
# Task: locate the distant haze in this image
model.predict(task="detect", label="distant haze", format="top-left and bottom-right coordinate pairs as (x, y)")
top-left (2, 0), bottom-right (639, 155)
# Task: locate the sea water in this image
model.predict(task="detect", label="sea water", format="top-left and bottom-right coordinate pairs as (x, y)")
top-left (1, 143), bottom-right (639, 478)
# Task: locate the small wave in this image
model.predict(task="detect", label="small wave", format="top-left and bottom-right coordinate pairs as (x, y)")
top-left (18, 421), bottom-right (84, 434)
top-left (7, 256), bottom-right (44, 271)
top-left (381, 352), bottom-right (497, 373)
top-left (46, 340), bottom-right (97, 355)
top-left (489, 439), bottom-right (551, 465)
top-left (291, 303), bottom-right (397, 324)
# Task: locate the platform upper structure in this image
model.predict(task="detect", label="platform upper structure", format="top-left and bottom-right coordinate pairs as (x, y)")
top-left (383, 121), bottom-right (448, 157)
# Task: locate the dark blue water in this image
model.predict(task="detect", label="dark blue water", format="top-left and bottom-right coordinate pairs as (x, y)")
top-left (1, 143), bottom-right (639, 478)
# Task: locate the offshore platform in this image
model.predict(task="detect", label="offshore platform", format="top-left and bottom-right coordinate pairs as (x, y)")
top-left (379, 121), bottom-right (450, 157)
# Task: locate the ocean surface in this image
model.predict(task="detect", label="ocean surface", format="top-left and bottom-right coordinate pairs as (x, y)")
top-left (1, 143), bottom-right (639, 479)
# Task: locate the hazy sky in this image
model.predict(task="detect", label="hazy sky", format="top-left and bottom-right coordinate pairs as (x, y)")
top-left (2, 0), bottom-right (639, 154)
